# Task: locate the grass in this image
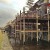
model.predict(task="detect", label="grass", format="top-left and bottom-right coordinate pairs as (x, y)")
top-left (0, 30), bottom-right (3, 49)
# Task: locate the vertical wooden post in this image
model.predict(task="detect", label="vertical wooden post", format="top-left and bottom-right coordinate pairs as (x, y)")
top-left (47, 7), bottom-right (49, 42)
top-left (48, 13), bottom-right (49, 42)
top-left (23, 7), bottom-right (25, 44)
top-left (23, 16), bottom-right (25, 44)
top-left (20, 10), bottom-right (21, 41)
top-left (37, 17), bottom-right (38, 44)
top-left (15, 18), bottom-right (16, 45)
top-left (36, 9), bottom-right (38, 44)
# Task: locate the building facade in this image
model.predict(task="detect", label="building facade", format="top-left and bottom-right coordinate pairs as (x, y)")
top-left (5, 0), bottom-right (50, 45)
top-left (14, 6), bottom-right (50, 45)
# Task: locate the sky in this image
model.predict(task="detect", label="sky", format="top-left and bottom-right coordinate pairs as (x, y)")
top-left (0, 0), bottom-right (38, 27)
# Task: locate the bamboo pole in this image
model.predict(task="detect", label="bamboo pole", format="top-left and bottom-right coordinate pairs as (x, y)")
top-left (15, 19), bottom-right (16, 45)
top-left (20, 10), bottom-right (21, 41)
top-left (48, 12), bottom-right (49, 42)
top-left (23, 7), bottom-right (25, 44)
top-left (36, 8), bottom-right (38, 44)
top-left (37, 16), bottom-right (38, 43)
top-left (47, 7), bottom-right (49, 42)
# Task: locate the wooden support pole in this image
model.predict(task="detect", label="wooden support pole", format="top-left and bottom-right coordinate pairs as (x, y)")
top-left (48, 13), bottom-right (49, 42)
top-left (23, 17), bottom-right (25, 44)
top-left (15, 24), bottom-right (16, 38)
top-left (20, 10), bottom-right (21, 41)
top-left (23, 7), bottom-right (25, 44)
top-left (36, 10), bottom-right (38, 44)
top-left (23, 16), bottom-right (25, 44)
top-left (15, 20), bottom-right (16, 45)
top-left (37, 18), bottom-right (38, 43)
